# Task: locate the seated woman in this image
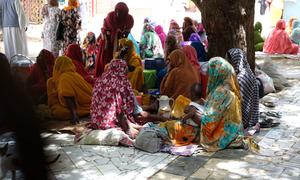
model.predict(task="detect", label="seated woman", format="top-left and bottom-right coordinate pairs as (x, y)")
top-left (90, 59), bottom-right (141, 137)
top-left (291, 20), bottom-right (300, 45)
top-left (286, 17), bottom-right (298, 36)
top-left (182, 45), bottom-right (201, 80)
top-left (227, 48), bottom-right (260, 134)
top-left (168, 19), bottom-right (184, 45)
top-left (188, 33), bottom-right (208, 62)
top-left (199, 57), bottom-right (244, 151)
top-left (139, 23), bottom-right (164, 59)
top-left (26, 49), bottom-right (55, 104)
top-left (263, 19), bottom-right (299, 54)
top-left (82, 32), bottom-right (98, 75)
top-left (118, 38), bottom-right (144, 91)
top-left (160, 49), bottom-right (199, 99)
top-left (65, 43), bottom-right (94, 85)
top-left (47, 56), bottom-right (93, 124)
top-left (254, 22), bottom-right (264, 51)
top-left (128, 33), bottom-right (140, 56)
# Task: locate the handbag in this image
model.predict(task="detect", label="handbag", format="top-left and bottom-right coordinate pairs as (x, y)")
top-left (56, 21), bottom-right (64, 41)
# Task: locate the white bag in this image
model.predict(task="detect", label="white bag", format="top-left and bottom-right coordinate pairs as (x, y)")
top-left (255, 69), bottom-right (276, 94)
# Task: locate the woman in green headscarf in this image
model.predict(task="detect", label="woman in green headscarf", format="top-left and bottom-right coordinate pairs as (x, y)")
top-left (254, 22), bottom-right (264, 51)
top-left (139, 23), bottom-right (164, 59)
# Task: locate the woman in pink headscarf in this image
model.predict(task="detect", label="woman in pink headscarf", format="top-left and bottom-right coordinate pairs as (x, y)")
top-left (168, 19), bottom-right (184, 45)
top-left (155, 25), bottom-right (167, 49)
top-left (263, 19), bottom-right (299, 54)
top-left (182, 45), bottom-right (206, 97)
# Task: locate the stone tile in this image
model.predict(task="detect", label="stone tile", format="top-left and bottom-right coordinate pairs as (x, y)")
top-left (162, 156), bottom-right (209, 177)
top-left (258, 138), bottom-right (276, 149)
top-left (97, 162), bottom-right (121, 176)
top-left (206, 169), bottom-right (229, 180)
top-left (280, 167), bottom-right (300, 179)
top-left (55, 167), bottom-right (103, 180)
top-left (212, 149), bottom-right (249, 160)
top-left (49, 150), bottom-right (76, 172)
top-left (118, 147), bottom-right (135, 156)
top-left (120, 170), bottom-right (141, 180)
top-left (288, 155), bottom-right (300, 165)
top-left (150, 172), bottom-right (186, 180)
top-left (264, 129), bottom-right (284, 139)
top-left (189, 168), bottom-right (212, 180)
top-left (93, 157), bottom-right (110, 165)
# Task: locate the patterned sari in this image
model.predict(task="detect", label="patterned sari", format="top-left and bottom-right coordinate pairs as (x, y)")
top-left (200, 57), bottom-right (244, 152)
top-left (227, 48), bottom-right (259, 129)
top-left (90, 59), bottom-right (136, 129)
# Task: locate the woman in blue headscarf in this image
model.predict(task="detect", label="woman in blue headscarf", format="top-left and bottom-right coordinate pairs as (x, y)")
top-left (291, 20), bottom-right (300, 45)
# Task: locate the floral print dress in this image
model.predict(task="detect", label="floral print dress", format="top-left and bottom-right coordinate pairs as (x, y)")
top-left (60, 8), bottom-right (81, 51)
top-left (90, 59), bottom-right (136, 130)
top-left (42, 6), bottom-right (61, 57)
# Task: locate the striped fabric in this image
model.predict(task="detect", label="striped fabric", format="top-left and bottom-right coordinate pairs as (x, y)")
top-left (226, 48), bottom-right (259, 128)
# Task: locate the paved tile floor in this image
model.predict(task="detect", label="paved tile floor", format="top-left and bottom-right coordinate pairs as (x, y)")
top-left (1, 33), bottom-right (300, 179)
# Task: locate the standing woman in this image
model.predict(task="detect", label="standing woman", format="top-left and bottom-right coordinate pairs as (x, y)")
top-left (60, 0), bottom-right (81, 51)
top-left (94, 2), bottom-right (134, 77)
top-left (42, 0), bottom-right (61, 57)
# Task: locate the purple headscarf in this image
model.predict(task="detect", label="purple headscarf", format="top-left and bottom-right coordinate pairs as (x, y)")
top-left (189, 33), bottom-right (201, 42)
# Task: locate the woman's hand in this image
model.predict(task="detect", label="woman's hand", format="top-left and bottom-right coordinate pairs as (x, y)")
top-left (64, 96), bottom-right (79, 124)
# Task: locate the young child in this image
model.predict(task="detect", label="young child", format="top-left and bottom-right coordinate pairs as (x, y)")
top-left (182, 83), bottom-right (205, 126)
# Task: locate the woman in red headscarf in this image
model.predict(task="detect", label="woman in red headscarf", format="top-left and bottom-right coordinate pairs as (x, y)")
top-left (94, 2), bottom-right (134, 77)
top-left (26, 49), bottom-right (55, 104)
top-left (65, 43), bottom-right (94, 85)
top-left (263, 19), bottom-right (299, 54)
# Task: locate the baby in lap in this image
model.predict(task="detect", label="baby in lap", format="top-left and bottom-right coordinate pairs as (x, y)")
top-left (182, 83), bottom-right (205, 126)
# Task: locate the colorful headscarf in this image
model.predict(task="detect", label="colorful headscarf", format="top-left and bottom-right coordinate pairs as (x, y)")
top-left (65, 43), bottom-right (83, 63)
top-left (160, 49), bottom-right (199, 99)
top-left (227, 48), bottom-right (259, 128)
top-left (36, 49), bottom-right (55, 77)
top-left (207, 57), bottom-right (240, 98)
top-left (83, 32), bottom-right (96, 48)
top-left (254, 22), bottom-right (263, 33)
top-left (64, 0), bottom-right (79, 11)
top-left (292, 20), bottom-right (300, 29)
top-left (114, 2), bottom-right (129, 23)
top-left (182, 45), bottom-right (200, 75)
top-left (143, 23), bottom-right (155, 33)
top-left (52, 56), bottom-right (76, 85)
top-left (155, 25), bottom-right (167, 49)
top-left (118, 38), bottom-right (136, 60)
top-left (189, 33), bottom-right (201, 42)
top-left (276, 19), bottom-right (286, 30)
top-left (65, 43), bottom-right (94, 84)
top-left (169, 19), bottom-right (181, 32)
top-left (289, 19), bottom-right (300, 48)
top-left (91, 59), bottom-right (135, 129)
top-left (286, 17), bottom-right (298, 35)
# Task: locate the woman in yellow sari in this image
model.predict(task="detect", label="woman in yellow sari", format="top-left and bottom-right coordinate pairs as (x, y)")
top-left (118, 38), bottom-right (144, 91)
top-left (47, 56), bottom-right (92, 124)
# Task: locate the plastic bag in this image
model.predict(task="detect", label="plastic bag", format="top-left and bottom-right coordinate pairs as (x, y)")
top-left (255, 69), bottom-right (275, 94)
